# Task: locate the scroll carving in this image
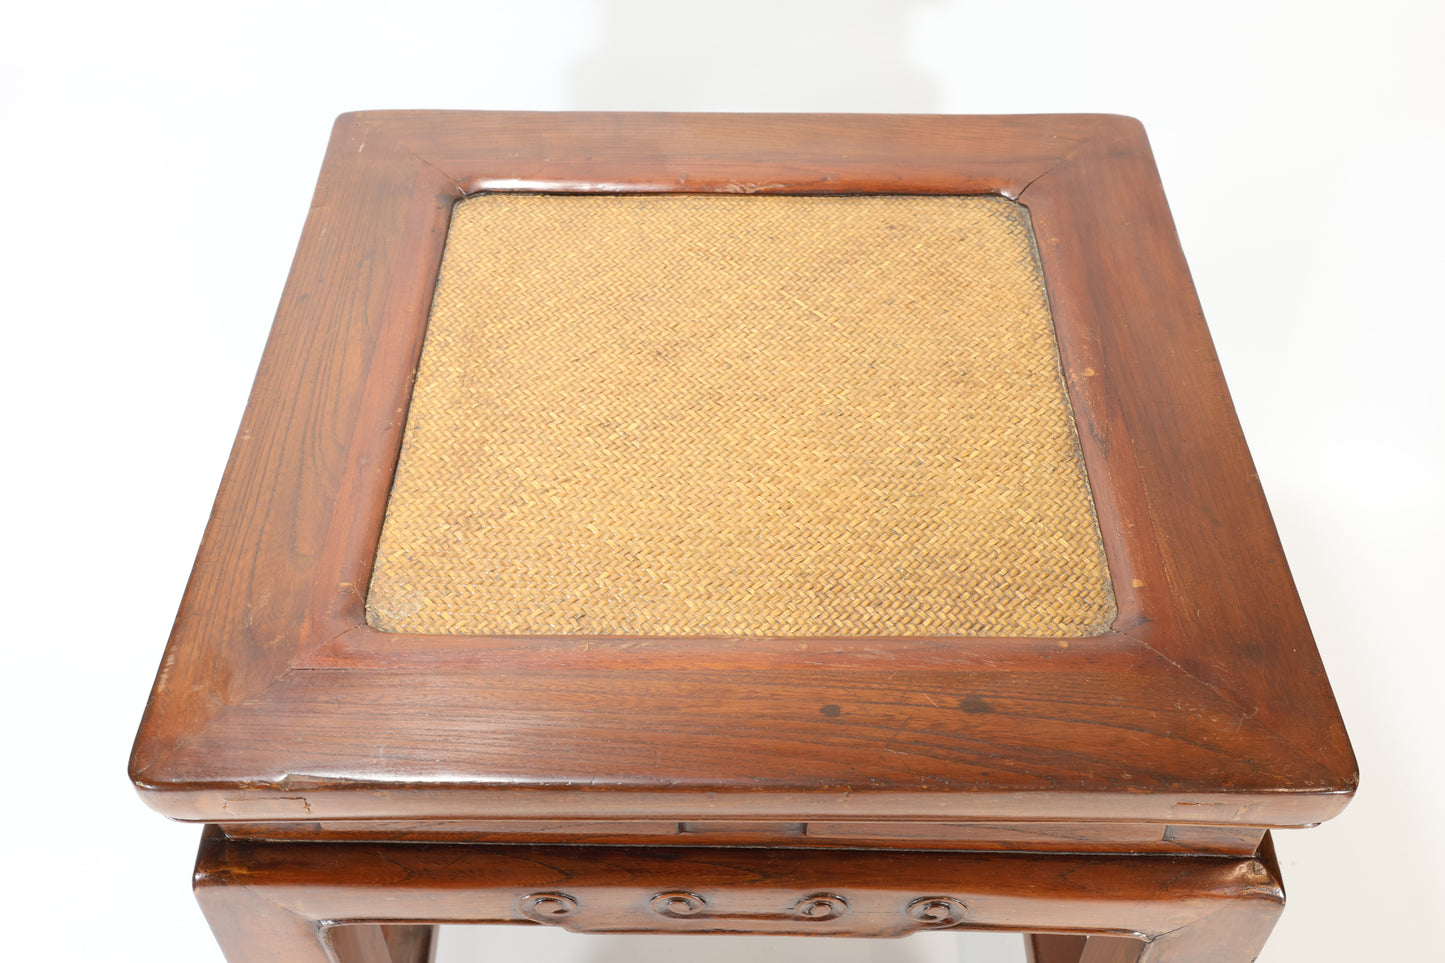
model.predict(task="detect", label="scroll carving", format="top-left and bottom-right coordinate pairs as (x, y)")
top-left (647, 890), bottom-right (848, 923)
top-left (518, 892), bottom-right (579, 923)
top-left (906, 896), bottom-right (968, 927)
top-left (791, 894), bottom-right (848, 921)
top-left (520, 889), bottom-right (964, 931)
top-left (650, 891), bottom-right (707, 918)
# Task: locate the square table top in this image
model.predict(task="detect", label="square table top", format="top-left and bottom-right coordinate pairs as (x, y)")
top-left (130, 112), bottom-right (1355, 832)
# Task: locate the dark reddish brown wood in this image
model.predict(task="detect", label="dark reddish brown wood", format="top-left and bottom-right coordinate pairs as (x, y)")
top-left (369, 110), bottom-right (1107, 197)
top-left (132, 112), bottom-right (1351, 963)
top-left (1080, 938), bottom-right (1144, 963)
top-left (1020, 127), bottom-right (1337, 764)
top-left (1077, 913), bottom-right (1284, 963)
top-left (129, 113), bottom-right (1355, 833)
top-left (1028, 934), bottom-right (1088, 963)
top-left (326, 926), bottom-right (393, 963)
top-left (218, 818), bottom-right (1264, 856)
top-left (193, 827), bottom-right (1283, 961)
top-left (130, 115), bottom-right (1354, 958)
top-left (379, 925), bottom-right (436, 963)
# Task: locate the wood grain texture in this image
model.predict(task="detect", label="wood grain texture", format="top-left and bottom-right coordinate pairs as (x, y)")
top-left (365, 111), bottom-right (1108, 197)
top-left (1020, 123), bottom-right (1348, 775)
top-left (218, 818), bottom-right (1263, 856)
top-left (193, 827), bottom-right (1283, 960)
top-left (130, 112), bottom-right (1355, 837)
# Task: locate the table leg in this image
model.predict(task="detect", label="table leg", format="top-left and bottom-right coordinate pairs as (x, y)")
top-left (1027, 934), bottom-right (1088, 962)
top-left (381, 925), bottom-right (439, 963)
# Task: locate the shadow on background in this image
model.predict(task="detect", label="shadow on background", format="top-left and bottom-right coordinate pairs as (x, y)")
top-left (570, 0), bottom-right (940, 112)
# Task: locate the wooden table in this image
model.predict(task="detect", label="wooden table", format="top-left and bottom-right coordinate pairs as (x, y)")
top-left (130, 112), bottom-right (1356, 962)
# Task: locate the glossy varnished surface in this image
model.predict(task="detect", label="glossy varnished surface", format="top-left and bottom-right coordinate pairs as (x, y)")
top-left (218, 818), bottom-right (1265, 856)
top-left (194, 828), bottom-right (1286, 961)
top-left (130, 112), bottom-right (1355, 834)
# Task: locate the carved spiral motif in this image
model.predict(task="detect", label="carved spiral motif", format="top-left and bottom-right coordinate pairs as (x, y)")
top-left (906, 896), bottom-right (968, 927)
top-left (650, 891), bottom-right (708, 918)
top-left (792, 893), bottom-right (849, 921)
top-left (519, 892), bottom-right (579, 924)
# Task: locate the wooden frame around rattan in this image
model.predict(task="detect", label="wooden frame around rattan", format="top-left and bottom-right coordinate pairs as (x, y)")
top-left (131, 114), bottom-right (1355, 831)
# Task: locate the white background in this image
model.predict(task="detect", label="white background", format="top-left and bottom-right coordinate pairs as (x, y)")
top-left (3, 2), bottom-right (1441, 960)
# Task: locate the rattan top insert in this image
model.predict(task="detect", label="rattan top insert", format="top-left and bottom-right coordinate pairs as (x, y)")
top-left (367, 193), bottom-right (1114, 637)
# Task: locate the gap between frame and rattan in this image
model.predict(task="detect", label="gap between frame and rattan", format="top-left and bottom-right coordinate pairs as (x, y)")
top-left (366, 193), bottom-right (1115, 637)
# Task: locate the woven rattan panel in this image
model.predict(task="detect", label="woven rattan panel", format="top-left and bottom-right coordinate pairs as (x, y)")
top-left (367, 194), bottom-right (1114, 637)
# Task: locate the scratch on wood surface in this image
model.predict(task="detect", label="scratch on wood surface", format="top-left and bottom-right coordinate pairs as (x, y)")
top-left (882, 717), bottom-right (915, 754)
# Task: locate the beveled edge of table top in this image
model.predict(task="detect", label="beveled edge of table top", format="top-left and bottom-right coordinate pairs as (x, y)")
top-left (129, 111), bottom-right (1356, 829)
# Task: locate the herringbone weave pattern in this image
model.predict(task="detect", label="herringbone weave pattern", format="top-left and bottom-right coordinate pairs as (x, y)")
top-left (367, 194), bottom-right (1114, 637)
